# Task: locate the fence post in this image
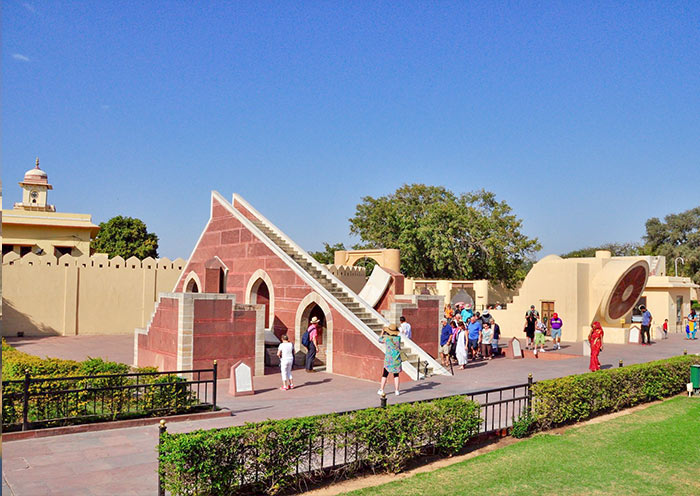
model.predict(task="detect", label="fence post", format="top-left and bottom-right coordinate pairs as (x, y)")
top-left (22, 371), bottom-right (31, 431)
top-left (380, 393), bottom-right (387, 408)
top-left (416, 358), bottom-right (420, 381)
top-left (684, 349), bottom-right (688, 356)
top-left (527, 373), bottom-right (533, 414)
top-left (619, 359), bottom-right (623, 368)
top-left (212, 360), bottom-right (218, 411)
top-left (158, 419), bottom-right (167, 496)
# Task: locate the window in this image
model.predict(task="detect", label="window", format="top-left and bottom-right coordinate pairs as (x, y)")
top-left (54, 246), bottom-right (73, 257)
top-left (676, 296), bottom-right (684, 326)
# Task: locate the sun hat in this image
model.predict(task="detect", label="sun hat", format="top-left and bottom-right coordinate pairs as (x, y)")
top-left (310, 316), bottom-right (320, 324)
top-left (383, 323), bottom-right (399, 335)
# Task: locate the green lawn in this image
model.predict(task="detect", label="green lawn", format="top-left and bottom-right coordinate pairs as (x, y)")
top-left (344, 396), bottom-right (700, 496)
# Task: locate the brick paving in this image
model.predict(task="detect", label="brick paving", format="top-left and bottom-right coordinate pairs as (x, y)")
top-left (3, 333), bottom-right (699, 495)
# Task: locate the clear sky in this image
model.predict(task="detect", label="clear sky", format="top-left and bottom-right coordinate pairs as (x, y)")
top-left (3, 1), bottom-right (699, 260)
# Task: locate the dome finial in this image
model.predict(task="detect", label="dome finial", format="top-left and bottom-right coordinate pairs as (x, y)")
top-left (35, 157), bottom-right (40, 169)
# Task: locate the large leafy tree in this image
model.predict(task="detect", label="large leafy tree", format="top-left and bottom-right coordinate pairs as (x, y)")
top-left (561, 242), bottom-right (643, 259)
top-left (348, 184), bottom-right (540, 287)
top-left (309, 242), bottom-right (346, 265)
top-left (644, 206), bottom-right (700, 283)
top-left (91, 216), bottom-right (159, 259)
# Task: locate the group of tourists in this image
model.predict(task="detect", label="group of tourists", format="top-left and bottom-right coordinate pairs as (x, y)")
top-left (438, 303), bottom-right (502, 369)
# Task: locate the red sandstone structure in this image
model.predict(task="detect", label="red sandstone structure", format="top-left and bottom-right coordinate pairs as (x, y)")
top-left (134, 192), bottom-right (449, 381)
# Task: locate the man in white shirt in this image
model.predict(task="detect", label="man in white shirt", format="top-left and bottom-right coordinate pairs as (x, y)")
top-left (399, 316), bottom-right (412, 340)
top-left (276, 334), bottom-right (295, 390)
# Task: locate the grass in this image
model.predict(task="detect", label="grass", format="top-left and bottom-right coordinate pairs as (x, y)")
top-left (343, 396), bottom-right (700, 496)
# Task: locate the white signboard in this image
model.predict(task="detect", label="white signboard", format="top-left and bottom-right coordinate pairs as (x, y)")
top-left (628, 326), bottom-right (640, 345)
top-left (510, 337), bottom-right (523, 359)
top-left (229, 361), bottom-right (254, 396)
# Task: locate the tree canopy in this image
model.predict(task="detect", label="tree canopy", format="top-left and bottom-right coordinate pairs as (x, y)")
top-left (348, 184), bottom-right (540, 287)
top-left (560, 242), bottom-right (643, 259)
top-left (644, 206), bottom-right (700, 283)
top-left (309, 242), bottom-right (346, 265)
top-left (91, 216), bottom-right (159, 260)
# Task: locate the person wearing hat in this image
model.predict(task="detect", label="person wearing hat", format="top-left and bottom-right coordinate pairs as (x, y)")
top-left (305, 316), bottom-right (320, 372)
top-left (378, 323), bottom-right (402, 396)
top-left (550, 313), bottom-right (563, 350)
top-left (460, 303), bottom-right (473, 323)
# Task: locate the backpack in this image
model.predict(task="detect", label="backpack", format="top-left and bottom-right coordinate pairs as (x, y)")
top-left (301, 330), bottom-right (310, 348)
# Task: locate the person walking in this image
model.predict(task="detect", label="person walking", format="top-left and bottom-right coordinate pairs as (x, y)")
top-left (449, 320), bottom-right (459, 363)
top-left (588, 322), bottom-right (604, 371)
top-left (534, 318), bottom-right (547, 355)
top-left (399, 316), bottom-right (412, 340)
top-left (377, 323), bottom-right (402, 396)
top-left (277, 334), bottom-right (295, 390)
top-left (640, 305), bottom-right (653, 345)
top-left (524, 305), bottom-right (538, 349)
top-left (688, 309), bottom-right (698, 340)
top-left (481, 322), bottom-right (493, 360)
top-left (439, 319), bottom-right (453, 367)
top-left (490, 318), bottom-right (501, 356)
top-left (305, 316), bottom-right (320, 372)
top-left (550, 313), bottom-right (563, 350)
top-left (461, 303), bottom-right (473, 323)
top-left (455, 321), bottom-right (468, 369)
top-left (467, 315), bottom-right (482, 360)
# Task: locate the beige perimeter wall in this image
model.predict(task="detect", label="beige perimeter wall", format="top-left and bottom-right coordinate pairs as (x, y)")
top-left (2, 252), bottom-right (184, 336)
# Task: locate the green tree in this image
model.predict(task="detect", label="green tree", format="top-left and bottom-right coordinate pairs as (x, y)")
top-left (348, 184), bottom-right (540, 287)
top-left (91, 216), bottom-right (159, 259)
top-left (644, 206), bottom-right (700, 283)
top-left (561, 242), bottom-right (643, 259)
top-left (309, 242), bottom-right (346, 265)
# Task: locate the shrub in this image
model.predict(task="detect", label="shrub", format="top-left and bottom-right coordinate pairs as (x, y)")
top-left (511, 412), bottom-right (535, 438)
top-left (1, 342), bottom-right (200, 429)
top-left (159, 396), bottom-right (481, 495)
top-left (532, 355), bottom-right (700, 430)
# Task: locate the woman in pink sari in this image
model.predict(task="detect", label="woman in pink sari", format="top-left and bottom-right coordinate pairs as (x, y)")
top-left (588, 321), bottom-right (604, 372)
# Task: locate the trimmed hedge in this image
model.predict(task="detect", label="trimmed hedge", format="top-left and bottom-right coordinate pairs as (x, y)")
top-left (159, 396), bottom-right (482, 495)
top-left (532, 354), bottom-right (700, 430)
top-left (2, 340), bottom-right (200, 430)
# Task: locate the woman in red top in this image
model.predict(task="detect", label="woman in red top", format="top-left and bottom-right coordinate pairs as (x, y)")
top-left (588, 322), bottom-right (604, 372)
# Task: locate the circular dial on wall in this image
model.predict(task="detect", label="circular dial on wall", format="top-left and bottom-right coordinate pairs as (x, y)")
top-left (607, 265), bottom-right (648, 320)
top-left (30, 190), bottom-right (39, 199)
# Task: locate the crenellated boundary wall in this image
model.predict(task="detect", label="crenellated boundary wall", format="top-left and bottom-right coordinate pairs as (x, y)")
top-left (2, 252), bottom-right (185, 337)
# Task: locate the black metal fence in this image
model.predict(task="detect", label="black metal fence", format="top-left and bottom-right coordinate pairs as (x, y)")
top-left (2, 363), bottom-right (218, 432)
top-left (157, 377), bottom-right (532, 495)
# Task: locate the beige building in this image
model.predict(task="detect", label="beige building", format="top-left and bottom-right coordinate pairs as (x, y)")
top-left (2, 159), bottom-right (99, 258)
top-left (490, 251), bottom-right (699, 344)
top-left (404, 278), bottom-right (517, 311)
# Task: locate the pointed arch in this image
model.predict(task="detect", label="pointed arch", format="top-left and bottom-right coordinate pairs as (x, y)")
top-left (183, 271), bottom-right (202, 293)
top-left (294, 292), bottom-right (334, 372)
top-left (245, 269), bottom-right (275, 329)
top-left (204, 256), bottom-right (229, 293)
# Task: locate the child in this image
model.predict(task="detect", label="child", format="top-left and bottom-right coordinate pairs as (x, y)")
top-left (277, 334), bottom-right (295, 390)
top-left (534, 319), bottom-right (547, 355)
top-left (662, 319), bottom-right (668, 339)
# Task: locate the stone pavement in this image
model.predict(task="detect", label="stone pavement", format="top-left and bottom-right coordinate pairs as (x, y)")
top-left (3, 333), bottom-right (699, 495)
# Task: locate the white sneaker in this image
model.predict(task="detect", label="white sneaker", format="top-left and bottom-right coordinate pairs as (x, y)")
top-left (540, 348), bottom-right (546, 353)
top-left (395, 390), bottom-right (400, 396)
top-left (377, 389), bottom-right (384, 396)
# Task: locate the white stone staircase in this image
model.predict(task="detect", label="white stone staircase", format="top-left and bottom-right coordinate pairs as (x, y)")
top-left (229, 193), bottom-right (449, 378)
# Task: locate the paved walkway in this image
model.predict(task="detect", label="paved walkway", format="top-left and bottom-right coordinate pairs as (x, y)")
top-left (3, 333), bottom-right (699, 495)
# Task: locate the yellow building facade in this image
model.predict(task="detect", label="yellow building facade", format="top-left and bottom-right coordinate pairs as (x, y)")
top-left (1, 159), bottom-right (99, 257)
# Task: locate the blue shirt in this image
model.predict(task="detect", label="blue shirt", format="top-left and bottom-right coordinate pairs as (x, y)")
top-left (440, 324), bottom-right (452, 346)
top-left (642, 310), bottom-right (652, 326)
top-left (467, 321), bottom-right (482, 340)
top-left (461, 309), bottom-right (473, 322)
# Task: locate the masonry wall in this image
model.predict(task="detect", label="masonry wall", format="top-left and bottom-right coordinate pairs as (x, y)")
top-left (2, 252), bottom-right (185, 337)
top-left (136, 296), bottom-right (180, 371)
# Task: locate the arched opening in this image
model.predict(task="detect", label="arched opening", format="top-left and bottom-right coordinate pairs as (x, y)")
top-left (250, 279), bottom-right (271, 328)
top-left (352, 256), bottom-right (378, 276)
top-left (295, 292), bottom-right (334, 372)
top-left (183, 271), bottom-right (202, 294)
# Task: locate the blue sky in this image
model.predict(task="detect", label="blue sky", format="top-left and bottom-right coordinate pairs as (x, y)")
top-left (3, 1), bottom-right (699, 260)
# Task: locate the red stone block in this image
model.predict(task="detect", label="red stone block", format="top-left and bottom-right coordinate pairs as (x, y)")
top-left (221, 229), bottom-right (241, 244)
top-left (240, 229), bottom-right (253, 242)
